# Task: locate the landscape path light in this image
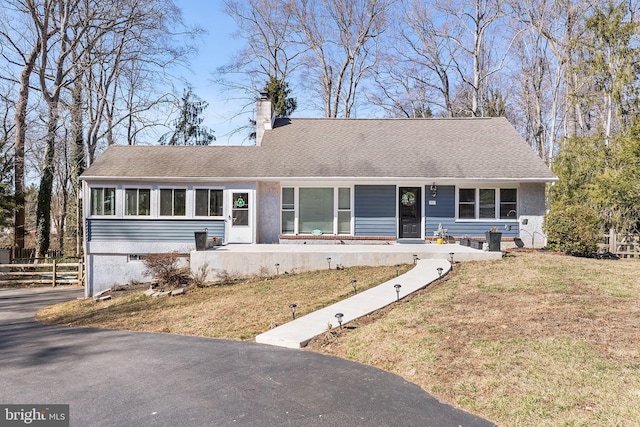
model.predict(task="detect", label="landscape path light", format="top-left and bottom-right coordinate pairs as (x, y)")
top-left (351, 279), bottom-right (357, 295)
top-left (275, 263), bottom-right (280, 275)
top-left (394, 284), bottom-right (402, 301)
top-left (327, 257), bottom-right (332, 270)
top-left (289, 303), bottom-right (297, 319)
top-left (395, 264), bottom-right (400, 277)
top-left (413, 254), bottom-right (419, 265)
top-left (335, 312), bottom-right (344, 329)
top-left (437, 267), bottom-right (444, 278)
top-left (449, 252), bottom-right (454, 264)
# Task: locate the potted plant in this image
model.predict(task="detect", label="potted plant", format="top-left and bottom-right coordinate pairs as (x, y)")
top-left (459, 235), bottom-right (471, 246)
top-left (485, 227), bottom-right (502, 252)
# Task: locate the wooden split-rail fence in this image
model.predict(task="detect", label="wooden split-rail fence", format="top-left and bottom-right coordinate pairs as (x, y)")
top-left (0, 258), bottom-right (84, 287)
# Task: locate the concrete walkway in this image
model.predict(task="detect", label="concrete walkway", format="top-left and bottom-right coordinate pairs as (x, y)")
top-left (256, 258), bottom-right (451, 348)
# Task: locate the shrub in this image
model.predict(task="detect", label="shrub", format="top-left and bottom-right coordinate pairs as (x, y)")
top-left (544, 204), bottom-right (600, 256)
top-left (142, 252), bottom-right (189, 287)
top-left (190, 262), bottom-right (209, 288)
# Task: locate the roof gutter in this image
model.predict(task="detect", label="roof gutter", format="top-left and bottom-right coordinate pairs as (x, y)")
top-left (80, 175), bottom-right (558, 183)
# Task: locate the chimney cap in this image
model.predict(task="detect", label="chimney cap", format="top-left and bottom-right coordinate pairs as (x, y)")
top-left (259, 92), bottom-right (269, 100)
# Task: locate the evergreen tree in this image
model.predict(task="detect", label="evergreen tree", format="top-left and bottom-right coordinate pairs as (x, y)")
top-left (581, 0), bottom-right (640, 138)
top-left (551, 124), bottom-right (640, 233)
top-left (248, 76), bottom-right (297, 141)
top-left (264, 76), bottom-right (297, 118)
top-left (160, 87), bottom-right (215, 146)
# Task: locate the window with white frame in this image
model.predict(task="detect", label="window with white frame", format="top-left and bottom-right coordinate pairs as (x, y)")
top-left (500, 189), bottom-right (518, 219)
top-left (458, 188), bottom-right (517, 220)
top-left (160, 188), bottom-right (186, 216)
top-left (479, 189), bottom-right (496, 219)
top-left (90, 187), bottom-right (115, 216)
top-left (281, 187), bottom-right (352, 235)
top-left (281, 187), bottom-right (295, 234)
top-left (195, 189), bottom-right (223, 216)
top-left (337, 187), bottom-right (351, 234)
top-left (458, 188), bottom-right (475, 219)
top-left (124, 188), bottom-right (150, 216)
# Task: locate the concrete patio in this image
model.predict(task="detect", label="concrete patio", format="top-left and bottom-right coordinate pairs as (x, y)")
top-left (190, 241), bottom-right (502, 282)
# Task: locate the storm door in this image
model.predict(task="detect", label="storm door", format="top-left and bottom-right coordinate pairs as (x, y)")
top-left (399, 187), bottom-right (422, 239)
top-left (225, 190), bottom-right (254, 243)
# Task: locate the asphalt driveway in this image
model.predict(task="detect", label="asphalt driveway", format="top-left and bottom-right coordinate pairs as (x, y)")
top-left (0, 287), bottom-right (496, 426)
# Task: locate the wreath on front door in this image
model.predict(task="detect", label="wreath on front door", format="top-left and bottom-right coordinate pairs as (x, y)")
top-left (401, 191), bottom-right (416, 206)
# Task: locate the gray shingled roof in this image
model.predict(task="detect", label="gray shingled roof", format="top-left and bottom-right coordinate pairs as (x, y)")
top-left (81, 117), bottom-right (557, 181)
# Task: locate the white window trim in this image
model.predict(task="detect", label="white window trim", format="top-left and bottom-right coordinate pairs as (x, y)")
top-left (281, 186), bottom-right (353, 235)
top-left (89, 186), bottom-right (117, 217)
top-left (158, 187), bottom-right (187, 217)
top-left (281, 187), bottom-right (297, 235)
top-left (336, 187), bottom-right (353, 235)
top-left (193, 187), bottom-right (225, 218)
top-left (455, 186), bottom-right (519, 221)
top-left (123, 186), bottom-right (153, 217)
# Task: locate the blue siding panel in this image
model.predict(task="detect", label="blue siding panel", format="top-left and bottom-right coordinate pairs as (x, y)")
top-left (425, 185), bottom-right (455, 218)
top-left (426, 218), bottom-right (520, 239)
top-left (354, 185), bottom-right (396, 236)
top-left (88, 219), bottom-right (225, 242)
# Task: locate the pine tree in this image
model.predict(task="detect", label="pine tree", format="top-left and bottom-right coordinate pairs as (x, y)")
top-left (159, 87), bottom-right (215, 146)
top-left (264, 76), bottom-right (297, 118)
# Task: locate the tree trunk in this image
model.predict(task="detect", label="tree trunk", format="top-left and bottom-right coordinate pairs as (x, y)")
top-left (69, 76), bottom-right (85, 255)
top-left (13, 45), bottom-right (40, 250)
top-left (35, 104), bottom-right (58, 258)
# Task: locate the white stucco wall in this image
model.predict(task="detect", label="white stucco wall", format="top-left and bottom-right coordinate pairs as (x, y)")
top-left (87, 254), bottom-right (148, 296)
top-left (257, 181), bottom-right (280, 244)
top-left (85, 241), bottom-right (193, 297)
top-left (518, 182), bottom-right (547, 248)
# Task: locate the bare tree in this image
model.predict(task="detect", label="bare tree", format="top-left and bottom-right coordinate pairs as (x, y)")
top-left (223, 0), bottom-right (301, 83)
top-left (435, 0), bottom-right (512, 117)
top-left (370, 0), bottom-right (457, 117)
top-left (511, 0), bottom-right (594, 139)
top-left (28, 0), bottom-right (91, 257)
top-left (83, 0), bottom-right (197, 157)
top-left (292, 0), bottom-right (393, 117)
top-left (216, 0), bottom-right (302, 141)
top-left (0, 2), bottom-right (42, 249)
top-left (0, 82), bottom-right (17, 231)
top-left (516, 33), bottom-right (550, 160)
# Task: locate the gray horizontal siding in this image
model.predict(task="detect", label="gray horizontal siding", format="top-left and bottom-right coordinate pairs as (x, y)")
top-left (425, 185), bottom-right (455, 218)
top-left (426, 218), bottom-right (519, 239)
top-left (87, 219), bottom-right (225, 242)
top-left (354, 185), bottom-right (396, 236)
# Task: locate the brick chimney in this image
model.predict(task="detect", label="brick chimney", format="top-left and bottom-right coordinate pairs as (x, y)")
top-left (255, 92), bottom-right (275, 146)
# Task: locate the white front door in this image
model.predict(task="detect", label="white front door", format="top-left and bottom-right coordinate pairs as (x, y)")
top-left (225, 190), bottom-right (254, 243)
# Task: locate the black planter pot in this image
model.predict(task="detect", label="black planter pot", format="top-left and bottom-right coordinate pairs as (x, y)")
top-left (485, 231), bottom-right (502, 252)
top-left (470, 239), bottom-right (484, 250)
top-left (459, 238), bottom-right (470, 246)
